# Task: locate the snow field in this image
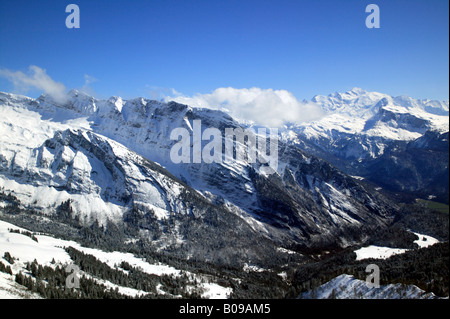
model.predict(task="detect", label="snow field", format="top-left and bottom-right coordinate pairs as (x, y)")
top-left (0, 220), bottom-right (232, 299)
top-left (354, 232), bottom-right (440, 261)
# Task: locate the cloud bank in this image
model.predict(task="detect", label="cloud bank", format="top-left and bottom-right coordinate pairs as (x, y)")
top-left (0, 65), bottom-right (67, 103)
top-left (166, 87), bottom-right (323, 127)
top-left (146, 85), bottom-right (182, 101)
top-left (0, 66), bottom-right (323, 127)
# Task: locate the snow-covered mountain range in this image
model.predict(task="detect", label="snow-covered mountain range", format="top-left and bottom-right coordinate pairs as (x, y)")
top-left (287, 87), bottom-right (448, 159)
top-left (0, 88), bottom-right (448, 299)
top-left (0, 89), bottom-right (398, 264)
top-left (283, 88), bottom-right (449, 202)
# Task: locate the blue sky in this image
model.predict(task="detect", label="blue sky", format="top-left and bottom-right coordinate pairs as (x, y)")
top-left (0, 0), bottom-right (448, 101)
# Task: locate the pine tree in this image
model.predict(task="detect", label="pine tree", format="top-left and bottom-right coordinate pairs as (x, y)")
top-left (3, 252), bottom-right (14, 264)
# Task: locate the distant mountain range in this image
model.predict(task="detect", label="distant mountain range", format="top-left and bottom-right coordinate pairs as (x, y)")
top-left (282, 88), bottom-right (449, 203)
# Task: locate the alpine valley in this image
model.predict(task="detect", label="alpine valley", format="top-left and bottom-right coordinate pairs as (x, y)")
top-left (0, 88), bottom-right (448, 299)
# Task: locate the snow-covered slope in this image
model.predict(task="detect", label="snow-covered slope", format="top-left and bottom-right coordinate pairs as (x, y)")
top-left (354, 232), bottom-right (440, 260)
top-left (0, 220), bottom-right (232, 299)
top-left (299, 274), bottom-right (441, 299)
top-left (0, 272), bottom-right (42, 299)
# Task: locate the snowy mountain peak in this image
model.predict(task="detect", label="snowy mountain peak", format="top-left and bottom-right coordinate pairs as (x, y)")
top-left (349, 87), bottom-right (366, 94)
top-left (311, 88), bottom-right (386, 115)
top-left (0, 91), bottom-right (35, 106)
top-left (330, 87), bottom-right (368, 99)
top-left (107, 96), bottom-right (124, 113)
top-left (67, 89), bottom-right (92, 99)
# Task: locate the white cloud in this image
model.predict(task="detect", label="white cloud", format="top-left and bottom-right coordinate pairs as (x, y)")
top-left (166, 87), bottom-right (324, 127)
top-left (80, 74), bottom-right (98, 97)
top-left (145, 85), bottom-right (182, 101)
top-left (0, 65), bottom-right (67, 103)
